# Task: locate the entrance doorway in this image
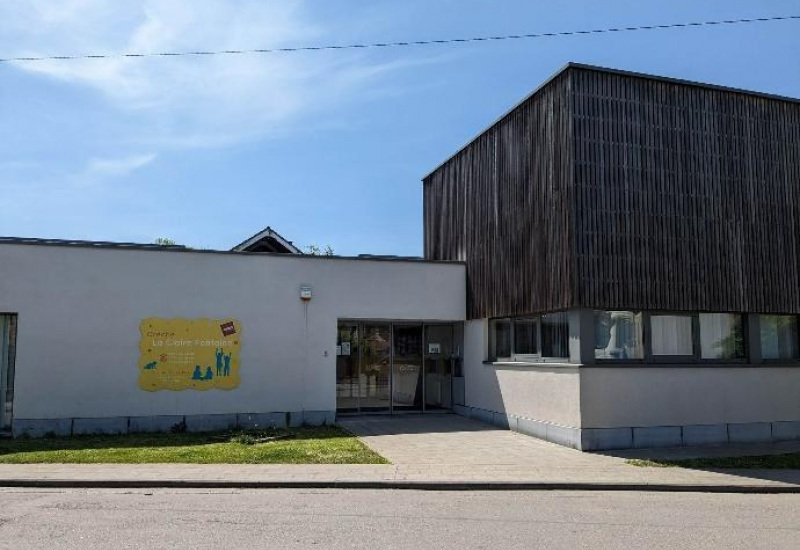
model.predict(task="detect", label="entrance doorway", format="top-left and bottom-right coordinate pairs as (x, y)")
top-left (335, 321), bottom-right (461, 414)
top-left (0, 314), bottom-right (17, 434)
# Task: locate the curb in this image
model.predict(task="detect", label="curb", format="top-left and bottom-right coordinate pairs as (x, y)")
top-left (1, 479), bottom-right (798, 493)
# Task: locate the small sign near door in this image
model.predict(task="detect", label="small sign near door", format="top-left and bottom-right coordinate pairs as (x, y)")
top-left (427, 342), bottom-right (441, 355)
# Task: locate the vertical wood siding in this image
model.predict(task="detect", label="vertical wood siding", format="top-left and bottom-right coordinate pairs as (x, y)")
top-left (424, 72), bottom-right (574, 320)
top-left (572, 68), bottom-right (800, 314)
top-left (424, 65), bottom-right (800, 319)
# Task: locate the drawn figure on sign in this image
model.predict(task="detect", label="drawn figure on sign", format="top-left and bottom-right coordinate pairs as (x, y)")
top-left (204, 367), bottom-right (214, 380)
top-left (144, 361), bottom-right (158, 370)
top-left (215, 348), bottom-right (224, 376)
top-left (191, 366), bottom-right (203, 380)
top-left (223, 353), bottom-right (232, 377)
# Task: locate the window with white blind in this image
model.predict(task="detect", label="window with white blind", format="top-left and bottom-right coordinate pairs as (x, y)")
top-left (650, 314), bottom-right (694, 357)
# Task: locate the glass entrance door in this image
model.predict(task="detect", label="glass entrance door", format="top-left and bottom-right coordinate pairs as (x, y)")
top-left (336, 320), bottom-right (460, 414)
top-left (0, 314), bottom-right (16, 433)
top-left (335, 323), bottom-right (359, 412)
top-left (359, 324), bottom-right (391, 412)
top-left (392, 325), bottom-right (423, 411)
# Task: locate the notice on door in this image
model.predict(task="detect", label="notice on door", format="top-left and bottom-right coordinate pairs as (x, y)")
top-left (138, 318), bottom-right (242, 392)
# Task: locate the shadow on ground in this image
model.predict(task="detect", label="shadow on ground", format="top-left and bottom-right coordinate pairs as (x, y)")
top-left (595, 440), bottom-right (800, 484)
top-left (338, 413), bottom-right (498, 436)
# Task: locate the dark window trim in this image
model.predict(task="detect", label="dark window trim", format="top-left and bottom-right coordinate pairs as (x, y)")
top-left (760, 358), bottom-right (800, 365)
top-left (758, 313), bottom-right (800, 363)
top-left (580, 362), bottom-right (771, 369)
top-left (1, 313), bottom-right (17, 433)
top-left (489, 312), bottom-right (570, 362)
top-left (647, 311), bottom-right (698, 361)
top-left (698, 312), bottom-right (749, 362)
top-left (595, 310), bottom-right (750, 366)
top-left (594, 310), bottom-right (647, 363)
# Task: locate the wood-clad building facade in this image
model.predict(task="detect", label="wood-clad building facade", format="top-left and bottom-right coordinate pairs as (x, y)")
top-left (424, 63), bottom-right (800, 320)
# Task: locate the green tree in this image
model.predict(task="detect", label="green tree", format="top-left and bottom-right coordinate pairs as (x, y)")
top-left (154, 237), bottom-right (178, 246)
top-left (304, 244), bottom-right (334, 256)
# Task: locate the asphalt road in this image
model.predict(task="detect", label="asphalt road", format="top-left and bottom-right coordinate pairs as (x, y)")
top-left (0, 488), bottom-right (798, 549)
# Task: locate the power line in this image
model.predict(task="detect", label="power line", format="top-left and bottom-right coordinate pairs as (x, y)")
top-left (1, 14), bottom-right (798, 63)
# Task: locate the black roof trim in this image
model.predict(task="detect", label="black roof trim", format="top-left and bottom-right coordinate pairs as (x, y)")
top-left (230, 225), bottom-right (301, 254)
top-left (0, 237), bottom-right (187, 250)
top-left (569, 62), bottom-right (800, 105)
top-left (0, 236), bottom-right (464, 265)
top-left (422, 62), bottom-right (800, 180)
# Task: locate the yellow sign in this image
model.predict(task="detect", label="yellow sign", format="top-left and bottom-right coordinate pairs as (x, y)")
top-left (138, 318), bottom-right (241, 391)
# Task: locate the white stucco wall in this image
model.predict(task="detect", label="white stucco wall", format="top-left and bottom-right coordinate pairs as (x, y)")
top-left (580, 367), bottom-right (800, 429)
top-left (0, 243), bottom-right (465, 420)
top-left (461, 319), bottom-right (581, 428)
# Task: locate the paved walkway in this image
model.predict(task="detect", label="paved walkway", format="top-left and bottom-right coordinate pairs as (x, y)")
top-left (339, 414), bottom-right (610, 469)
top-left (0, 414), bottom-right (799, 491)
top-left (337, 415), bottom-right (800, 488)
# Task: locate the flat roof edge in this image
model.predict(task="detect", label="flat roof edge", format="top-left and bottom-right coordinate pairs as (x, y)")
top-left (0, 237), bottom-right (465, 265)
top-left (568, 62), bottom-right (800, 106)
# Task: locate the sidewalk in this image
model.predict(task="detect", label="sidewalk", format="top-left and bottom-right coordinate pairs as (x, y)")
top-left (1, 415), bottom-right (799, 492)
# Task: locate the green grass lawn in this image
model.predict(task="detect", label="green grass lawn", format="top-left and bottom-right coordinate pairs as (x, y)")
top-left (0, 427), bottom-right (388, 465)
top-left (628, 453), bottom-right (800, 469)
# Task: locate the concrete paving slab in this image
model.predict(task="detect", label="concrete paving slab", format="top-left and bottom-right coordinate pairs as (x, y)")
top-left (0, 414), bottom-right (799, 491)
top-left (338, 414), bottom-right (607, 468)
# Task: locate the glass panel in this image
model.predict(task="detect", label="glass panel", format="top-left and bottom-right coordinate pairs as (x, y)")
top-left (760, 315), bottom-right (799, 360)
top-left (541, 312), bottom-right (569, 358)
top-left (513, 318), bottom-right (539, 355)
top-left (360, 324), bottom-right (391, 412)
top-left (335, 323), bottom-right (359, 412)
top-left (493, 319), bottom-right (511, 359)
top-left (0, 315), bottom-right (9, 430)
top-left (594, 311), bottom-right (644, 360)
top-left (392, 325), bottom-right (423, 411)
top-left (424, 324), bottom-right (453, 410)
top-left (651, 315), bottom-right (694, 356)
top-left (700, 314), bottom-right (745, 359)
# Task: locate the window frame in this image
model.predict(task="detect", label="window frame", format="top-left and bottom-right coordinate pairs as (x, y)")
top-left (646, 312), bottom-right (698, 363)
top-left (593, 311), bottom-right (750, 365)
top-left (593, 310), bottom-right (646, 364)
top-left (697, 312), bottom-right (748, 362)
top-left (492, 310), bottom-right (800, 366)
top-left (489, 312), bottom-right (570, 363)
top-left (759, 314), bottom-right (800, 364)
top-left (511, 317), bottom-right (540, 360)
top-left (490, 318), bottom-right (513, 362)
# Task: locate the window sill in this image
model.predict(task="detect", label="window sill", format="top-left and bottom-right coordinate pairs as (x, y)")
top-left (583, 362), bottom-right (800, 368)
top-left (484, 360), bottom-right (578, 368)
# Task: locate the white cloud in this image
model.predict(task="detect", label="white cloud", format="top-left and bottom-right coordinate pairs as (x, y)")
top-left (84, 153), bottom-right (157, 178)
top-left (0, 0), bottom-right (416, 149)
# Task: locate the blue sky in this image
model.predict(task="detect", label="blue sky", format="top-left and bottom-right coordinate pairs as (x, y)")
top-left (1, 1), bottom-right (799, 256)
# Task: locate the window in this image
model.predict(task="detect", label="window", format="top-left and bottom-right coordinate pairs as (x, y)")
top-left (760, 315), bottom-right (799, 360)
top-left (490, 313), bottom-right (569, 361)
top-left (0, 314), bottom-right (17, 433)
top-left (513, 318), bottom-right (539, 355)
top-left (492, 319), bottom-right (511, 360)
top-left (541, 313), bottom-right (569, 358)
top-left (650, 314), bottom-right (694, 356)
top-left (495, 311), bottom-right (799, 364)
top-left (700, 313), bottom-right (745, 359)
top-left (594, 311), bottom-right (644, 360)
